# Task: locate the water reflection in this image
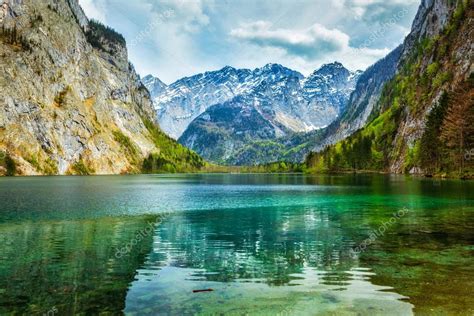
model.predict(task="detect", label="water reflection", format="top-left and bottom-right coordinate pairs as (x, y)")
top-left (0, 175), bottom-right (472, 315)
top-left (124, 206), bottom-right (414, 315)
top-left (0, 216), bottom-right (157, 315)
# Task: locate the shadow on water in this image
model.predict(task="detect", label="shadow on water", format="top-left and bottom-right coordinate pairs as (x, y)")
top-left (0, 216), bottom-right (158, 315)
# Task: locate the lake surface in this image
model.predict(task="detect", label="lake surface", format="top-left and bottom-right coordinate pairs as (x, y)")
top-left (0, 174), bottom-right (473, 315)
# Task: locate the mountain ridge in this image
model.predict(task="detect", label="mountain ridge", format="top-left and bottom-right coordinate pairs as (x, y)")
top-left (145, 62), bottom-right (362, 164)
top-left (306, 0), bottom-right (473, 178)
top-left (0, 0), bottom-right (204, 176)
top-left (145, 62), bottom-right (361, 140)
top-left (159, 63), bottom-right (361, 163)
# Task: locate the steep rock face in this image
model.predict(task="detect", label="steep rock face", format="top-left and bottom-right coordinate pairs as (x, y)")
top-left (0, 0), bottom-right (200, 175)
top-left (311, 46), bottom-right (403, 151)
top-left (66, 0), bottom-right (89, 30)
top-left (401, 0), bottom-right (454, 60)
top-left (305, 0), bottom-right (473, 177)
top-left (176, 63), bottom-right (360, 164)
top-left (387, 0), bottom-right (473, 173)
top-left (339, 47), bottom-right (402, 135)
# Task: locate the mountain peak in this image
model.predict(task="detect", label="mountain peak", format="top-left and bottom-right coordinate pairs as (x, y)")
top-left (323, 61), bottom-right (344, 68)
top-left (255, 63), bottom-right (304, 80)
top-left (262, 63), bottom-right (283, 70)
top-left (142, 75), bottom-right (168, 98)
top-left (260, 63), bottom-right (294, 73)
top-left (202, 65), bottom-right (248, 79)
top-left (143, 74), bottom-right (165, 83)
top-left (315, 62), bottom-right (347, 74)
top-left (221, 65), bottom-right (236, 72)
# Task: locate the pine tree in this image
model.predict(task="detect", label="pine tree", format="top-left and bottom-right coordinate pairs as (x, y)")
top-left (440, 85), bottom-right (474, 174)
top-left (419, 92), bottom-right (449, 174)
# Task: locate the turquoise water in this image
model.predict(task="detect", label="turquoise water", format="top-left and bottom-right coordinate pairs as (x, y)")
top-left (0, 174), bottom-right (473, 315)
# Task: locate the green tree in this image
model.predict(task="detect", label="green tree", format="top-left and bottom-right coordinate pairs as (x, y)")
top-left (419, 92), bottom-right (449, 174)
top-left (440, 86), bottom-right (474, 175)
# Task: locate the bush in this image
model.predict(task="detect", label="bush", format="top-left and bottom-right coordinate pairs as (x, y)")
top-left (432, 71), bottom-right (452, 88)
top-left (426, 62), bottom-right (439, 78)
top-left (0, 153), bottom-right (17, 176)
top-left (71, 160), bottom-right (94, 175)
top-left (113, 130), bottom-right (139, 163)
top-left (43, 158), bottom-right (59, 175)
top-left (86, 19), bottom-right (126, 52)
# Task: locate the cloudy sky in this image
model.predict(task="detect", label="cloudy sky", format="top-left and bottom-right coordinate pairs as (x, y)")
top-left (79, 0), bottom-right (420, 83)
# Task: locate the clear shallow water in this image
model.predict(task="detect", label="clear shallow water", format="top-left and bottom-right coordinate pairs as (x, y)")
top-left (0, 174), bottom-right (473, 315)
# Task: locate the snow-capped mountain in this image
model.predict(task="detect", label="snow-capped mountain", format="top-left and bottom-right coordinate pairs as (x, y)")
top-left (142, 75), bottom-right (167, 99)
top-left (144, 62), bottom-right (361, 141)
top-left (144, 66), bottom-right (254, 139)
top-left (144, 62), bottom-right (361, 164)
top-left (303, 62), bottom-right (363, 115)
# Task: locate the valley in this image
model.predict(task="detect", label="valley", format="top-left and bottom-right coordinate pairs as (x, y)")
top-left (0, 0), bottom-right (472, 179)
top-left (145, 62), bottom-right (361, 164)
top-left (0, 1), bottom-right (473, 315)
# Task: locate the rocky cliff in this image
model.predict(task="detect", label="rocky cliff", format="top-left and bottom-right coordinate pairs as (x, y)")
top-left (386, 0), bottom-right (473, 174)
top-left (306, 0), bottom-right (473, 178)
top-left (315, 46), bottom-right (403, 150)
top-left (0, 0), bottom-right (203, 175)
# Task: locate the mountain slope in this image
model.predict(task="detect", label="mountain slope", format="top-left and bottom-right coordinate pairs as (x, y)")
top-left (204, 45), bottom-right (403, 165)
top-left (175, 63), bottom-right (361, 164)
top-left (320, 46), bottom-right (403, 148)
top-left (142, 74), bottom-right (167, 98)
top-left (179, 96), bottom-right (286, 163)
top-left (146, 63), bottom-right (361, 141)
top-left (306, 0), bottom-right (473, 178)
top-left (0, 0), bottom-right (204, 176)
top-left (146, 66), bottom-right (254, 139)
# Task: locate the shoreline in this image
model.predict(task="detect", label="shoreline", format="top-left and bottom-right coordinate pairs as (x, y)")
top-left (1, 171), bottom-right (472, 180)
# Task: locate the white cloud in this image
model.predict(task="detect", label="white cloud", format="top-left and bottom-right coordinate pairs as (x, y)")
top-left (153, 0), bottom-right (210, 33)
top-left (231, 22), bottom-right (350, 59)
top-left (332, 0), bottom-right (419, 19)
top-left (76, 0), bottom-right (419, 83)
top-left (229, 20), bottom-right (392, 73)
top-left (337, 47), bottom-right (391, 70)
top-left (78, 0), bottom-right (106, 23)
